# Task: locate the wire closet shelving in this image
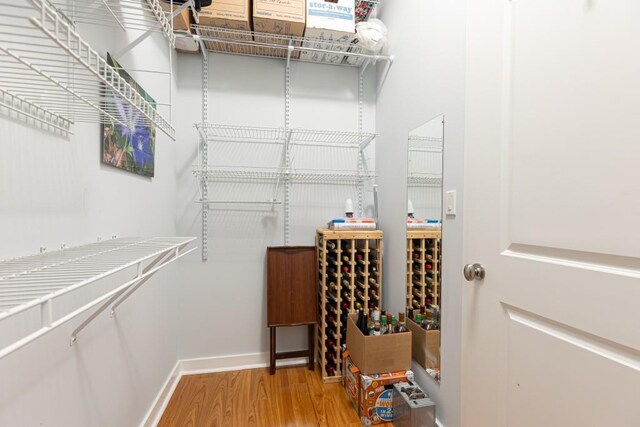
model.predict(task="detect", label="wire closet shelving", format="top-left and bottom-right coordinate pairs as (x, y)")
top-left (191, 1), bottom-right (389, 260)
top-left (0, 0), bottom-right (178, 138)
top-left (0, 237), bottom-right (196, 360)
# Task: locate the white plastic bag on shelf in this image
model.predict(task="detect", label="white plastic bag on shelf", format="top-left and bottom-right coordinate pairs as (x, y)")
top-left (355, 19), bottom-right (388, 53)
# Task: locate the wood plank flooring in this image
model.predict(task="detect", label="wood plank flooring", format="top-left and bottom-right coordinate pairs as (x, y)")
top-left (158, 365), bottom-right (392, 427)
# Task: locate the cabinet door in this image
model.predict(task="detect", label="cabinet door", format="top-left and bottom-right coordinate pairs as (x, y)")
top-left (267, 246), bottom-right (317, 327)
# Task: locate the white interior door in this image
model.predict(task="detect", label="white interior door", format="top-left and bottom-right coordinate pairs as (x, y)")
top-left (462, 0), bottom-right (640, 425)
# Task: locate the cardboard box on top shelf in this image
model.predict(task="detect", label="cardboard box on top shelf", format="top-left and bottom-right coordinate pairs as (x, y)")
top-left (253, 0), bottom-right (306, 58)
top-left (407, 311), bottom-right (441, 370)
top-left (360, 369), bottom-right (414, 425)
top-left (159, 1), bottom-right (191, 31)
top-left (346, 313), bottom-right (412, 375)
top-left (198, 0), bottom-right (252, 53)
top-left (342, 351), bottom-right (360, 413)
top-left (300, 0), bottom-right (355, 64)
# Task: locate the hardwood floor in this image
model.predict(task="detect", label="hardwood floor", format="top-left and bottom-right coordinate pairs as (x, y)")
top-left (158, 365), bottom-right (386, 427)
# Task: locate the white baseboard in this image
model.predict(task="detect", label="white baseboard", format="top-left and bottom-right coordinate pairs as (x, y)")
top-left (141, 361), bottom-right (182, 427)
top-left (140, 352), bottom-right (309, 427)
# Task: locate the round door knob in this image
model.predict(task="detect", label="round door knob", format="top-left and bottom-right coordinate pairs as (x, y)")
top-left (463, 263), bottom-right (485, 281)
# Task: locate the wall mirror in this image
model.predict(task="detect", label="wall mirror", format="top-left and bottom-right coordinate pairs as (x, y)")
top-left (405, 114), bottom-right (444, 383)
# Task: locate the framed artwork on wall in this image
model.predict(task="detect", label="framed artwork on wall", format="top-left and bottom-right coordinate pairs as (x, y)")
top-left (101, 53), bottom-right (156, 177)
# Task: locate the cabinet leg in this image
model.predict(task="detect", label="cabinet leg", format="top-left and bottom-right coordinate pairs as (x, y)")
top-left (307, 324), bottom-right (314, 371)
top-left (270, 327), bottom-right (276, 375)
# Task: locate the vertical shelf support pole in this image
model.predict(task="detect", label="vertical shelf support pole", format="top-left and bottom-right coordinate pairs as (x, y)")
top-left (357, 72), bottom-right (365, 217)
top-left (201, 52), bottom-right (209, 261)
top-left (283, 41), bottom-right (293, 245)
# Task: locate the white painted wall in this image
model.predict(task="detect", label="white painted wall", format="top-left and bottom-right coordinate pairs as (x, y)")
top-left (174, 52), bottom-right (377, 361)
top-left (375, 1), bottom-right (466, 426)
top-left (0, 9), bottom-right (182, 426)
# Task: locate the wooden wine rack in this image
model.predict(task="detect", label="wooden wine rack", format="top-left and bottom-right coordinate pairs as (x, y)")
top-left (316, 228), bottom-right (383, 383)
top-left (406, 229), bottom-right (442, 310)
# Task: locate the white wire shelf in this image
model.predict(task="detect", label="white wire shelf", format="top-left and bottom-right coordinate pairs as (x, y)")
top-left (195, 124), bottom-right (377, 149)
top-left (47, 0), bottom-right (176, 45)
top-left (0, 237), bottom-right (196, 359)
top-left (192, 25), bottom-right (391, 68)
top-left (193, 165), bottom-right (376, 184)
top-left (408, 173), bottom-right (443, 187)
top-left (0, 0), bottom-right (175, 138)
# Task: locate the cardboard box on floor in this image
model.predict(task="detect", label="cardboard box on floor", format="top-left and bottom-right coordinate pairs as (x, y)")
top-left (346, 313), bottom-right (412, 375)
top-left (253, 0), bottom-right (306, 58)
top-left (343, 350), bottom-right (414, 424)
top-left (342, 352), bottom-right (360, 412)
top-left (360, 369), bottom-right (414, 425)
top-left (159, 1), bottom-right (191, 31)
top-left (198, 0), bottom-right (252, 53)
top-left (407, 312), bottom-right (441, 370)
top-left (300, 0), bottom-right (356, 64)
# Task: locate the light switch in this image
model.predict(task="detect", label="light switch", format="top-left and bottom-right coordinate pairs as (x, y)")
top-left (445, 190), bottom-right (457, 216)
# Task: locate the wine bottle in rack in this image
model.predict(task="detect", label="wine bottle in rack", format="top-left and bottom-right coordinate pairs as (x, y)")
top-left (325, 314), bottom-right (337, 324)
top-left (325, 361), bottom-right (336, 376)
top-left (325, 329), bottom-right (336, 341)
top-left (368, 277), bottom-right (378, 286)
top-left (425, 253), bottom-right (433, 261)
top-left (355, 253), bottom-right (364, 262)
top-left (356, 280), bottom-right (365, 290)
top-left (326, 241), bottom-right (337, 250)
top-left (412, 251), bottom-right (421, 260)
top-left (341, 279), bottom-right (351, 288)
top-left (329, 282), bottom-right (338, 292)
top-left (325, 337), bottom-right (337, 348)
top-left (342, 265), bottom-right (351, 273)
top-left (355, 301), bottom-right (363, 310)
top-left (342, 255), bottom-right (350, 263)
top-left (425, 263), bottom-right (433, 271)
top-left (426, 294), bottom-right (434, 306)
top-left (341, 290), bottom-right (351, 302)
top-left (369, 289), bottom-right (379, 300)
top-left (327, 292), bottom-right (338, 304)
top-left (355, 289), bottom-right (365, 301)
top-left (412, 299), bottom-right (421, 309)
top-left (412, 288), bottom-right (422, 298)
top-left (326, 305), bottom-right (337, 316)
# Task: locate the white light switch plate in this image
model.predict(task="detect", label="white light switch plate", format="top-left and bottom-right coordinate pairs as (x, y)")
top-left (446, 190), bottom-right (457, 216)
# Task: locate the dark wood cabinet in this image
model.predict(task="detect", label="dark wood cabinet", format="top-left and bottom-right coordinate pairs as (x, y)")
top-left (267, 246), bottom-right (317, 326)
top-left (266, 246), bottom-right (317, 374)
